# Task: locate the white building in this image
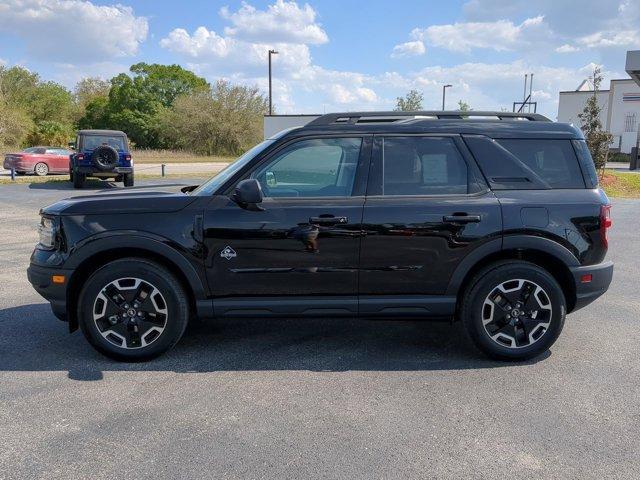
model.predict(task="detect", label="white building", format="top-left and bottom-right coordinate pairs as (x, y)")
top-left (558, 50), bottom-right (640, 154)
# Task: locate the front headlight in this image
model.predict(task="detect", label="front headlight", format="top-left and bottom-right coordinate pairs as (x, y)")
top-left (38, 216), bottom-right (57, 249)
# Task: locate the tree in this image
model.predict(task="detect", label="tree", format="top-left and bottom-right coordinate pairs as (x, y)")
top-left (458, 100), bottom-right (471, 111)
top-left (25, 120), bottom-right (74, 147)
top-left (0, 100), bottom-right (33, 147)
top-left (578, 67), bottom-right (613, 175)
top-left (160, 80), bottom-right (268, 155)
top-left (395, 90), bottom-right (423, 111)
top-left (74, 77), bottom-right (110, 109)
top-left (78, 63), bottom-right (210, 148)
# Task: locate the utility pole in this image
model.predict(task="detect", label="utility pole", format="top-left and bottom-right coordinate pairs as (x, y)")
top-left (442, 84), bottom-right (452, 110)
top-left (268, 49), bottom-right (278, 116)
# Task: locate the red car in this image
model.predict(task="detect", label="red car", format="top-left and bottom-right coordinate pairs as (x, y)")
top-left (3, 146), bottom-right (73, 176)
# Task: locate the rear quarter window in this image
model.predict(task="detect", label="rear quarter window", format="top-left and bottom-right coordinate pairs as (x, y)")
top-left (497, 139), bottom-right (585, 189)
top-left (463, 136), bottom-right (586, 190)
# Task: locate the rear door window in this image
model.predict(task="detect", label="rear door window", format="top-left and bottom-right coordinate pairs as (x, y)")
top-left (378, 136), bottom-right (469, 196)
top-left (496, 139), bottom-right (585, 189)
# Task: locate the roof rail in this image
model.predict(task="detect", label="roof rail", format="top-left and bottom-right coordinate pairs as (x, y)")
top-left (306, 110), bottom-right (551, 127)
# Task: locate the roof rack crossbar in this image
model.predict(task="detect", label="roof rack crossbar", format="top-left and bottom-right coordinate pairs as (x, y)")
top-left (306, 111), bottom-right (551, 126)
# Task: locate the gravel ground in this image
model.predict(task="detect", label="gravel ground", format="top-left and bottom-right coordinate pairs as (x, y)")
top-left (0, 180), bottom-right (638, 479)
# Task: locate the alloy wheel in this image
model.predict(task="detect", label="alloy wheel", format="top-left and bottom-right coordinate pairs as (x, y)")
top-left (482, 279), bottom-right (552, 349)
top-left (34, 163), bottom-right (48, 176)
top-left (93, 277), bottom-right (168, 349)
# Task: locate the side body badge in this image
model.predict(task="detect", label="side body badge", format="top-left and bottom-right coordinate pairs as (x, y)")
top-left (220, 246), bottom-right (237, 260)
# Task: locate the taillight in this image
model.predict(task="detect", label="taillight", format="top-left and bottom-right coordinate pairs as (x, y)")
top-left (125, 154), bottom-right (131, 161)
top-left (600, 204), bottom-right (612, 249)
top-left (76, 153), bottom-right (85, 161)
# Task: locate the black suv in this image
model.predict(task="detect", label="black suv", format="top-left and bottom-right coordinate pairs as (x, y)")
top-left (28, 111), bottom-right (613, 361)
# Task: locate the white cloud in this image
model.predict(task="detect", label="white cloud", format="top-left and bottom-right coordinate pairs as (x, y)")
top-left (413, 16), bottom-right (549, 53)
top-left (577, 30), bottom-right (640, 49)
top-left (0, 0), bottom-right (148, 62)
top-left (555, 44), bottom-right (580, 53)
top-left (160, 27), bottom-right (312, 77)
top-left (160, 1), bottom-right (384, 113)
top-left (220, 0), bottom-right (328, 45)
top-left (391, 41), bottom-right (426, 58)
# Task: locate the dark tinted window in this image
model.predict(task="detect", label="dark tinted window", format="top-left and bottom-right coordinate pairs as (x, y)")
top-left (82, 136), bottom-right (126, 151)
top-left (253, 137), bottom-right (362, 198)
top-left (572, 140), bottom-right (598, 188)
top-left (381, 137), bottom-right (468, 195)
top-left (497, 139), bottom-right (585, 188)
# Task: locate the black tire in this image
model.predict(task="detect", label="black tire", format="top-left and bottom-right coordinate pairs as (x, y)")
top-left (77, 258), bottom-right (189, 361)
top-left (73, 171), bottom-right (85, 189)
top-left (34, 162), bottom-right (49, 176)
top-left (69, 163), bottom-right (73, 182)
top-left (461, 260), bottom-right (566, 361)
top-left (91, 145), bottom-right (119, 171)
top-left (123, 172), bottom-right (134, 187)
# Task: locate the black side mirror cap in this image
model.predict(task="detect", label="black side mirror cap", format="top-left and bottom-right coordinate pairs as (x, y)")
top-left (180, 185), bottom-right (198, 193)
top-left (232, 179), bottom-right (264, 211)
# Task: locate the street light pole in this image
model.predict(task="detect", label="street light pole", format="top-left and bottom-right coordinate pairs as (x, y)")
top-left (268, 49), bottom-right (278, 116)
top-left (442, 84), bottom-right (452, 111)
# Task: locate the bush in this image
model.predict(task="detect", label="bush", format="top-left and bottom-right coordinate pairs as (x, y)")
top-left (25, 121), bottom-right (74, 147)
top-left (608, 152), bottom-right (630, 163)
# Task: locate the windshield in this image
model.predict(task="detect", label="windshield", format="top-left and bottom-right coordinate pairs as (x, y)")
top-left (82, 135), bottom-right (126, 151)
top-left (191, 139), bottom-right (276, 196)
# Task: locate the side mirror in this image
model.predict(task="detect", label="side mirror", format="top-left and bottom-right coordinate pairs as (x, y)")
top-left (180, 185), bottom-right (198, 193)
top-left (232, 179), bottom-right (264, 211)
top-left (68, 142), bottom-right (76, 150)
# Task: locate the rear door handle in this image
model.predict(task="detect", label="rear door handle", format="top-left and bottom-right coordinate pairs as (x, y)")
top-left (443, 214), bottom-right (481, 224)
top-left (309, 215), bottom-right (348, 225)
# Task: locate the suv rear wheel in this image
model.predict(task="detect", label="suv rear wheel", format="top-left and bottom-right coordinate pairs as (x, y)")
top-left (123, 172), bottom-right (134, 187)
top-left (461, 261), bottom-right (566, 361)
top-left (77, 258), bottom-right (189, 361)
top-left (72, 171), bottom-right (85, 189)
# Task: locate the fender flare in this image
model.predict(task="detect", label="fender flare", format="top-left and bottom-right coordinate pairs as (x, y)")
top-left (66, 231), bottom-right (207, 299)
top-left (445, 235), bottom-right (580, 295)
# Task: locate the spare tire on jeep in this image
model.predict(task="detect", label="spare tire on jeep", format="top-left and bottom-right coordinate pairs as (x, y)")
top-left (92, 145), bottom-right (119, 171)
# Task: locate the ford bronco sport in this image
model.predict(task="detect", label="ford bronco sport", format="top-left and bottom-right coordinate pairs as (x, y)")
top-left (69, 129), bottom-right (134, 188)
top-left (28, 111), bottom-right (613, 361)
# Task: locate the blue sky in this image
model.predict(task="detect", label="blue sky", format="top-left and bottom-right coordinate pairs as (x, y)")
top-left (1, 0), bottom-right (639, 118)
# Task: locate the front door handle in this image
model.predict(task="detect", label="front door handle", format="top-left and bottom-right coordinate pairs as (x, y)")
top-left (443, 214), bottom-right (481, 224)
top-left (309, 215), bottom-right (348, 225)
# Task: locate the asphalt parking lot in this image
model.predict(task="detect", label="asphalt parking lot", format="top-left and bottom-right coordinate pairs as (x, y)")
top-left (1, 178), bottom-right (639, 479)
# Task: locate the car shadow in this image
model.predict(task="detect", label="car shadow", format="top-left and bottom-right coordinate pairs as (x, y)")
top-left (0, 303), bottom-right (550, 381)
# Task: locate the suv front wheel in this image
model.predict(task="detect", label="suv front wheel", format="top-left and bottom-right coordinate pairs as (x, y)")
top-left (77, 258), bottom-right (188, 361)
top-left (461, 261), bottom-right (566, 361)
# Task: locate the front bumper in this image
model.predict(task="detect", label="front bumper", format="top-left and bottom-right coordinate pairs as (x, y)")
top-left (570, 261), bottom-right (614, 312)
top-left (27, 263), bottom-right (72, 321)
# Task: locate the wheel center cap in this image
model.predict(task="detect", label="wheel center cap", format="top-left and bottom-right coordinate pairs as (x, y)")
top-left (511, 309), bottom-right (521, 317)
top-left (127, 308), bottom-right (137, 317)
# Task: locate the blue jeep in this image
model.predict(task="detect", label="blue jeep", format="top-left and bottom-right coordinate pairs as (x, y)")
top-left (69, 130), bottom-right (134, 188)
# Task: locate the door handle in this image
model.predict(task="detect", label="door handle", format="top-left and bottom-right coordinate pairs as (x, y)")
top-left (309, 215), bottom-right (348, 225)
top-left (443, 214), bottom-right (481, 224)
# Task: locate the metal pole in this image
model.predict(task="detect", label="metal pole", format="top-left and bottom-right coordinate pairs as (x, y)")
top-left (268, 49), bottom-right (278, 116)
top-left (523, 74), bottom-right (528, 104)
top-left (10, 167), bottom-right (15, 181)
top-left (442, 84), bottom-right (452, 111)
top-left (268, 52), bottom-right (272, 116)
top-left (161, 164), bottom-right (165, 177)
top-left (529, 73), bottom-right (534, 113)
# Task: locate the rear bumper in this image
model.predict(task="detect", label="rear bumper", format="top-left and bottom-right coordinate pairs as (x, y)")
top-left (27, 263), bottom-right (72, 321)
top-left (3, 159), bottom-right (30, 171)
top-left (570, 261), bottom-right (613, 312)
top-left (76, 166), bottom-right (132, 176)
